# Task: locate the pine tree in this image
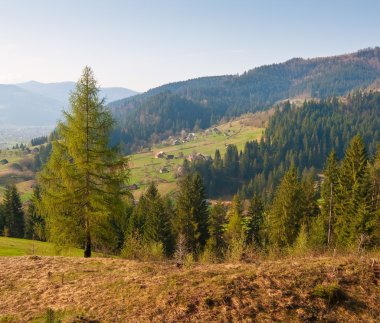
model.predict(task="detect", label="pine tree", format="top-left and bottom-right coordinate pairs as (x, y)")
top-left (246, 194), bottom-right (264, 247)
top-left (369, 143), bottom-right (380, 245)
top-left (0, 204), bottom-right (4, 236)
top-left (224, 195), bottom-right (243, 244)
top-left (318, 150), bottom-right (339, 247)
top-left (38, 67), bottom-right (129, 257)
top-left (25, 186), bottom-right (46, 241)
top-left (300, 170), bottom-right (319, 227)
top-left (133, 182), bottom-right (174, 256)
top-left (224, 144), bottom-right (239, 177)
top-left (176, 173), bottom-right (209, 253)
top-left (206, 200), bottom-right (226, 257)
top-left (267, 167), bottom-right (304, 248)
top-left (335, 135), bottom-right (373, 246)
top-left (3, 185), bottom-right (24, 238)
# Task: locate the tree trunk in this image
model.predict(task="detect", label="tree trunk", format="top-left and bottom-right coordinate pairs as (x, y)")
top-left (84, 229), bottom-right (91, 258)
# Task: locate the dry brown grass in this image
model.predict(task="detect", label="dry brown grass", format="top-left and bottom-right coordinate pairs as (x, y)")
top-left (0, 255), bottom-right (379, 322)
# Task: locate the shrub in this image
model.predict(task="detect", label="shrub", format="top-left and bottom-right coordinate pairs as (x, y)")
top-left (290, 224), bottom-right (309, 256)
top-left (120, 233), bottom-right (164, 261)
top-left (224, 233), bottom-right (246, 263)
top-left (312, 283), bottom-right (345, 305)
top-left (184, 253), bottom-right (195, 269)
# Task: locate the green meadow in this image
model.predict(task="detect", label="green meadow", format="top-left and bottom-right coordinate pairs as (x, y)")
top-left (0, 236), bottom-right (84, 257)
top-left (128, 116), bottom-right (265, 198)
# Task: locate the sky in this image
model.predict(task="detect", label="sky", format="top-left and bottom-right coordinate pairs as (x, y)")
top-left (0, 0), bottom-right (379, 92)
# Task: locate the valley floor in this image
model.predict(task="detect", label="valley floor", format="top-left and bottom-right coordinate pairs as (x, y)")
top-left (0, 255), bottom-right (379, 322)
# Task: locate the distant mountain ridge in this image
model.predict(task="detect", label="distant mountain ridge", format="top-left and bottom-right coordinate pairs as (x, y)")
top-left (108, 47), bottom-right (380, 152)
top-left (0, 81), bottom-right (138, 126)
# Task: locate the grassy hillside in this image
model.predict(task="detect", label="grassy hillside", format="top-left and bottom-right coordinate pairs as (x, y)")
top-left (0, 151), bottom-right (35, 202)
top-left (127, 113), bottom-right (267, 198)
top-left (0, 255), bottom-right (379, 321)
top-left (0, 237), bottom-right (83, 257)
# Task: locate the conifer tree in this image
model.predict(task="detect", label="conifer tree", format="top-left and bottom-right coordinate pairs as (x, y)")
top-left (246, 194), bottom-right (264, 247)
top-left (319, 150), bottom-right (339, 246)
top-left (25, 186), bottom-right (46, 241)
top-left (267, 167), bottom-right (304, 248)
top-left (0, 204), bottom-right (4, 235)
top-left (300, 170), bottom-right (319, 228)
top-left (132, 182), bottom-right (174, 256)
top-left (371, 144), bottom-right (380, 245)
top-left (224, 195), bottom-right (243, 244)
top-left (224, 144), bottom-right (239, 177)
top-left (38, 67), bottom-right (129, 257)
top-left (176, 173), bottom-right (209, 253)
top-left (335, 135), bottom-right (373, 246)
top-left (3, 185), bottom-right (24, 238)
top-left (206, 200), bottom-right (226, 258)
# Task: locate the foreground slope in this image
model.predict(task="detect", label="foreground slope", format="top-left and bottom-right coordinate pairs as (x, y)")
top-left (0, 255), bottom-right (379, 322)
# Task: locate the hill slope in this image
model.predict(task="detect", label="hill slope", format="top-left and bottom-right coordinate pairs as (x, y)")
top-left (0, 255), bottom-right (379, 321)
top-left (109, 47), bottom-right (380, 152)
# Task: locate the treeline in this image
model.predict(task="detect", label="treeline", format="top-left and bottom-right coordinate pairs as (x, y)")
top-left (30, 136), bottom-right (48, 146)
top-left (0, 185), bottom-right (45, 241)
top-left (109, 48), bottom-right (380, 153)
top-left (186, 92), bottom-right (380, 202)
top-left (2, 135), bottom-right (379, 260)
top-left (122, 135), bottom-right (380, 261)
top-left (31, 143), bottom-right (52, 172)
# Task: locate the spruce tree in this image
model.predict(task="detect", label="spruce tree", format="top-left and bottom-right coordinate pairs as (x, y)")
top-left (38, 67), bottom-right (129, 257)
top-left (134, 182), bottom-right (174, 256)
top-left (335, 135), bottom-right (373, 246)
top-left (3, 185), bottom-right (24, 238)
top-left (0, 204), bottom-right (4, 236)
top-left (319, 150), bottom-right (339, 246)
top-left (371, 144), bottom-right (380, 245)
top-left (224, 195), bottom-right (243, 244)
top-left (25, 186), bottom-right (46, 241)
top-left (207, 200), bottom-right (226, 258)
top-left (176, 173), bottom-right (209, 253)
top-left (267, 167), bottom-right (304, 248)
top-left (246, 194), bottom-right (264, 247)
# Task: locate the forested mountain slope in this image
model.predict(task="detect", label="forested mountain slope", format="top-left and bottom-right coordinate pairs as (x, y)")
top-left (187, 91), bottom-right (380, 200)
top-left (109, 47), bottom-right (380, 152)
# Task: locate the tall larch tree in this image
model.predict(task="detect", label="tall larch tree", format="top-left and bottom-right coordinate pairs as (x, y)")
top-left (38, 67), bottom-right (129, 257)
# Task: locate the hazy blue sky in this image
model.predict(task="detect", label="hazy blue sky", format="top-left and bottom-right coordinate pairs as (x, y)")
top-left (1, 0), bottom-right (379, 91)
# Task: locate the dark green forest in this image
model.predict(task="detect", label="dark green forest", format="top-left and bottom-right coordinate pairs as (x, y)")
top-left (186, 92), bottom-right (380, 202)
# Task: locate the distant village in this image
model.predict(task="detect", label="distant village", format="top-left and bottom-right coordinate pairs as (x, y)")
top-left (128, 127), bottom-right (228, 191)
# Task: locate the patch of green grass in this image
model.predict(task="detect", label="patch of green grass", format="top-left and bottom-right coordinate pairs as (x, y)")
top-left (0, 236), bottom-right (84, 257)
